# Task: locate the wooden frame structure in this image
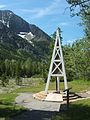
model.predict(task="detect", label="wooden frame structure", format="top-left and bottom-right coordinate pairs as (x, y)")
top-left (45, 28), bottom-right (68, 94)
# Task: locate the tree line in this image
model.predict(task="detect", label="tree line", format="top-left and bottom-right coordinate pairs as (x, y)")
top-left (63, 38), bottom-right (90, 81)
top-left (0, 0), bottom-right (90, 86)
top-left (64, 0), bottom-right (90, 80)
top-left (0, 59), bottom-right (48, 86)
top-left (0, 37), bottom-right (89, 86)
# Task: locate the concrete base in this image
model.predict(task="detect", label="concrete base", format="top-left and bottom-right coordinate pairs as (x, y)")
top-left (45, 93), bottom-right (63, 102)
top-left (33, 91), bottom-right (63, 102)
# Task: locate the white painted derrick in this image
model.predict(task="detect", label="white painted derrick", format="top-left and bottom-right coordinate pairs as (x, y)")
top-left (45, 28), bottom-right (68, 94)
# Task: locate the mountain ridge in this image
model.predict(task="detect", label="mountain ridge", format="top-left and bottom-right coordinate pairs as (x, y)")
top-left (0, 10), bottom-right (50, 39)
top-left (0, 10), bottom-right (51, 61)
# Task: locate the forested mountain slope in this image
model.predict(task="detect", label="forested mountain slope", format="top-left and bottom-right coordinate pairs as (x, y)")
top-left (0, 10), bottom-right (51, 60)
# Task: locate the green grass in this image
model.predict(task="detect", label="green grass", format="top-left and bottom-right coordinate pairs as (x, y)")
top-left (0, 93), bottom-right (25, 120)
top-left (0, 104), bottom-right (24, 117)
top-left (0, 79), bottom-right (90, 120)
top-left (0, 93), bottom-right (17, 103)
top-left (48, 80), bottom-right (90, 93)
top-left (52, 98), bottom-right (90, 120)
top-left (13, 79), bottom-right (90, 93)
top-left (14, 83), bottom-right (46, 93)
top-left (68, 80), bottom-right (90, 92)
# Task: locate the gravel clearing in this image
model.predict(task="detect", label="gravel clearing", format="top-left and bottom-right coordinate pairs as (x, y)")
top-left (13, 91), bottom-right (90, 120)
top-left (12, 93), bottom-right (62, 120)
top-left (15, 93), bottom-right (61, 112)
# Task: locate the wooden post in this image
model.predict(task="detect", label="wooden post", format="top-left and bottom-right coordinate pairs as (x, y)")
top-left (63, 87), bottom-right (72, 110)
top-left (57, 76), bottom-right (60, 93)
top-left (56, 77), bottom-right (60, 93)
top-left (67, 89), bottom-right (69, 109)
top-left (56, 78), bottom-right (57, 92)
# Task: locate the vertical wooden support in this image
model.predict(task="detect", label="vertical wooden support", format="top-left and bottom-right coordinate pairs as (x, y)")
top-left (56, 78), bottom-right (57, 92)
top-left (56, 76), bottom-right (60, 93)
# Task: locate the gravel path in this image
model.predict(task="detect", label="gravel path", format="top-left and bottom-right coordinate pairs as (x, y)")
top-left (12, 91), bottom-right (90, 120)
top-left (15, 93), bottom-right (61, 112)
top-left (11, 93), bottom-right (62, 120)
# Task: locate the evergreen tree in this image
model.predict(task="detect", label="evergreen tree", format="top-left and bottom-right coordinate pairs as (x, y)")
top-left (4, 59), bottom-right (10, 76)
top-left (1, 74), bottom-right (9, 87)
top-left (63, 45), bottom-right (75, 80)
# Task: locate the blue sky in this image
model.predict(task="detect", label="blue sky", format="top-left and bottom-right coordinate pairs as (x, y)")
top-left (0, 0), bottom-right (84, 44)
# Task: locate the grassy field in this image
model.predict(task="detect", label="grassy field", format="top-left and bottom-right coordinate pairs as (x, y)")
top-left (0, 93), bottom-right (25, 120)
top-left (13, 79), bottom-right (90, 93)
top-left (52, 98), bottom-right (90, 120)
top-left (68, 80), bottom-right (90, 92)
top-left (0, 79), bottom-right (90, 120)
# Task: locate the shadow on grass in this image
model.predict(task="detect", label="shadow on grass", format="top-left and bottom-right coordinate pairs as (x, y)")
top-left (10, 103), bottom-right (90, 120)
top-left (53, 103), bottom-right (90, 120)
top-left (11, 110), bottom-right (57, 120)
top-left (0, 102), bottom-right (90, 120)
top-left (0, 102), bottom-right (25, 120)
top-left (0, 102), bottom-right (57, 120)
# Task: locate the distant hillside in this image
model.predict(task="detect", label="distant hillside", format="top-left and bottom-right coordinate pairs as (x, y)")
top-left (0, 10), bottom-right (51, 61)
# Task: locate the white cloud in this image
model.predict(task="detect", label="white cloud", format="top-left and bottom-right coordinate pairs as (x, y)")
top-left (65, 38), bottom-right (79, 44)
top-left (20, 0), bottom-right (64, 19)
top-left (66, 40), bottom-right (74, 44)
top-left (59, 22), bottom-right (68, 26)
top-left (0, 5), bottom-right (7, 9)
top-left (62, 39), bottom-right (74, 45)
